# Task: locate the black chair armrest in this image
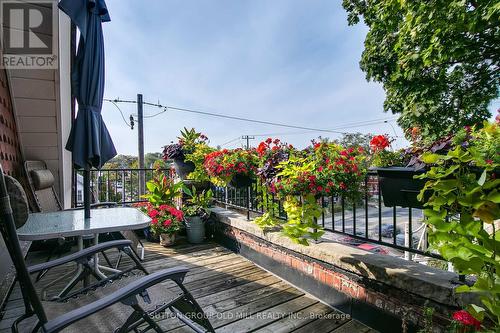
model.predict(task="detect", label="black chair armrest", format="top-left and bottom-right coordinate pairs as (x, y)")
top-left (44, 267), bottom-right (189, 333)
top-left (27, 240), bottom-right (133, 274)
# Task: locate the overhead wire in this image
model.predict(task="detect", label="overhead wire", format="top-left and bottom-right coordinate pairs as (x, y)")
top-left (104, 98), bottom-right (399, 136)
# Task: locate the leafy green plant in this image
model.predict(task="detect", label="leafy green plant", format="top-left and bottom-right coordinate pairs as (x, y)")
top-left (142, 169), bottom-right (186, 206)
top-left (417, 122), bottom-right (500, 328)
top-left (184, 143), bottom-right (214, 182)
top-left (183, 186), bottom-right (213, 218)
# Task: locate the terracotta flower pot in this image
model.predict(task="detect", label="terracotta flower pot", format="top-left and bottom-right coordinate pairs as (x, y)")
top-left (159, 233), bottom-right (176, 247)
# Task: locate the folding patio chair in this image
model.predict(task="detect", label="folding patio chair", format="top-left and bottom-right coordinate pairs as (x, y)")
top-left (0, 165), bottom-right (215, 333)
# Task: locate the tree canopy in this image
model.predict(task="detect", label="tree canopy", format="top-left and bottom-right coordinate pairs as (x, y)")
top-left (343, 0), bottom-right (500, 141)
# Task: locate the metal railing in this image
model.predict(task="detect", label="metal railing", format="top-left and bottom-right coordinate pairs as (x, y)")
top-left (212, 171), bottom-right (444, 262)
top-left (73, 168), bottom-right (444, 263)
top-left (73, 168), bottom-right (171, 206)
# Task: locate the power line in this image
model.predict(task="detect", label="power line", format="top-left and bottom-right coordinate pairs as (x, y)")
top-left (107, 99), bottom-right (133, 129)
top-left (104, 97), bottom-right (399, 135)
top-left (220, 137), bottom-right (241, 147)
top-left (104, 98), bottom-right (349, 134)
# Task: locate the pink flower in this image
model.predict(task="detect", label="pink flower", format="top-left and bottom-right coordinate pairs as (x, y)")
top-left (148, 209), bottom-right (159, 218)
top-left (163, 219), bottom-right (172, 227)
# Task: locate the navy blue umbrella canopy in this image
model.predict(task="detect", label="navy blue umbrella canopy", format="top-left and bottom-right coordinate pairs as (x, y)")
top-left (60, 0), bottom-right (116, 169)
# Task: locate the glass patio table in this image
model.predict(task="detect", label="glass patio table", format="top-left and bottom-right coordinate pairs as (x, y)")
top-left (17, 207), bottom-right (151, 299)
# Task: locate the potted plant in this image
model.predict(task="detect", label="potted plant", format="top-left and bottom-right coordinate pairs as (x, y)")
top-left (163, 128), bottom-right (209, 180)
top-left (183, 139), bottom-right (214, 192)
top-left (182, 187), bottom-right (213, 244)
top-left (254, 139), bottom-right (367, 245)
top-left (370, 133), bottom-right (458, 208)
top-left (417, 121), bottom-right (499, 331)
top-left (148, 204), bottom-right (184, 247)
top-left (140, 167), bottom-right (186, 240)
top-left (204, 148), bottom-right (258, 188)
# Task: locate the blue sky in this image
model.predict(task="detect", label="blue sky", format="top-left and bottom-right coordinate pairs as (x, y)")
top-left (100, 0), bottom-right (402, 155)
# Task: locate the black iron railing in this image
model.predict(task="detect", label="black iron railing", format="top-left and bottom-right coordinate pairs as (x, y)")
top-left (73, 168), bottom-right (171, 206)
top-left (213, 171), bottom-right (444, 261)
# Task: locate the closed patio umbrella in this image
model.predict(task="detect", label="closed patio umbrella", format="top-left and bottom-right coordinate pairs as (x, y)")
top-left (59, 0), bottom-right (116, 218)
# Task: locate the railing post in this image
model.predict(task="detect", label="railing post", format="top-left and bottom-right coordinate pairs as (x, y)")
top-left (246, 186), bottom-right (250, 220)
top-left (224, 186), bottom-right (228, 209)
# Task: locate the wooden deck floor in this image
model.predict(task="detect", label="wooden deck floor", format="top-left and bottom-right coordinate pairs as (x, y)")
top-left (0, 241), bottom-right (377, 333)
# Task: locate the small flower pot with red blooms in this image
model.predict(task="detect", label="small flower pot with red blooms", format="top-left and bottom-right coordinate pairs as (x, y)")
top-left (147, 204), bottom-right (184, 247)
top-left (204, 148), bottom-right (259, 188)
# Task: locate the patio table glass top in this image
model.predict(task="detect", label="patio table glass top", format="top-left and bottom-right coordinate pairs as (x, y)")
top-left (17, 207), bottom-right (151, 241)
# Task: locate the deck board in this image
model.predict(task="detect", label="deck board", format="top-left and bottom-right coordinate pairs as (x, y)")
top-left (0, 241), bottom-right (376, 333)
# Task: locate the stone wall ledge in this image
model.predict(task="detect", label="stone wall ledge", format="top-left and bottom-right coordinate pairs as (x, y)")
top-left (211, 207), bottom-right (473, 308)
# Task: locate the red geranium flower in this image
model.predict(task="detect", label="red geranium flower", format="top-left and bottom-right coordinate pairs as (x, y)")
top-left (452, 310), bottom-right (481, 330)
top-left (148, 209), bottom-right (159, 218)
top-left (370, 135), bottom-right (390, 152)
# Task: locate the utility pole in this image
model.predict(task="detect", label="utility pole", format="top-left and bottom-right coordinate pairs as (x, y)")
top-left (137, 93), bottom-right (145, 196)
top-left (242, 135), bottom-right (255, 149)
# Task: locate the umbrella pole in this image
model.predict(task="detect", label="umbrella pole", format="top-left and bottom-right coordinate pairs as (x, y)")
top-left (83, 165), bottom-right (91, 219)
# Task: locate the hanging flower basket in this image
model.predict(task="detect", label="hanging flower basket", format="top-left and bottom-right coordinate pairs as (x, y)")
top-left (173, 157), bottom-right (195, 180)
top-left (375, 167), bottom-right (426, 209)
top-left (229, 173), bottom-right (254, 188)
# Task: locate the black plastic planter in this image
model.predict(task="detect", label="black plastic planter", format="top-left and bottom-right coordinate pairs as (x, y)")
top-left (229, 173), bottom-right (254, 188)
top-left (375, 167), bottom-right (426, 209)
top-left (173, 158), bottom-right (195, 180)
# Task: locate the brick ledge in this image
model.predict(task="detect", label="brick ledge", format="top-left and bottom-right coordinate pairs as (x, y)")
top-left (211, 207), bottom-right (473, 308)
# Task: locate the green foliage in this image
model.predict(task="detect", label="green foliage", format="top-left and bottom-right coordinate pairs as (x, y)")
top-left (281, 194), bottom-right (324, 245)
top-left (343, 0), bottom-right (499, 141)
top-left (371, 149), bottom-right (405, 167)
top-left (335, 132), bottom-right (373, 152)
top-left (183, 186), bottom-right (213, 217)
top-left (184, 143), bottom-right (214, 182)
top-left (142, 170), bottom-right (186, 206)
top-left (178, 127), bottom-right (206, 155)
top-left (417, 306), bottom-right (434, 333)
top-left (418, 122), bottom-right (500, 327)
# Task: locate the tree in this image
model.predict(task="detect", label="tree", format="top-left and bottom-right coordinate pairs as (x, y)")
top-left (335, 132), bottom-right (373, 151)
top-left (343, 0), bottom-right (499, 141)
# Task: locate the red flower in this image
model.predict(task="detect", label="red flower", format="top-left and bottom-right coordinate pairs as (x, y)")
top-left (163, 219), bottom-right (172, 227)
top-left (151, 218), bottom-right (159, 225)
top-left (452, 310), bottom-right (481, 330)
top-left (485, 159), bottom-right (493, 165)
top-left (148, 209), bottom-right (159, 218)
top-left (370, 135), bottom-right (390, 152)
top-left (257, 142), bottom-right (267, 156)
top-left (318, 166), bottom-right (323, 172)
top-left (265, 138), bottom-right (272, 144)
